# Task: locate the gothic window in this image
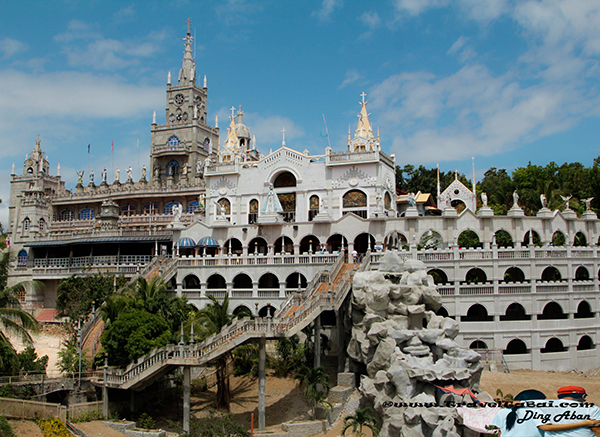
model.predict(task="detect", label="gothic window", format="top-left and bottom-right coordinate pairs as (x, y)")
top-left (218, 198), bottom-right (231, 215)
top-left (121, 205), bottom-right (136, 216)
top-left (79, 208), bottom-right (95, 220)
top-left (59, 209), bottom-right (74, 221)
top-left (168, 136), bottom-right (180, 148)
top-left (384, 192), bottom-right (392, 210)
top-left (308, 195), bottom-right (320, 221)
top-left (17, 249), bottom-right (28, 268)
top-left (38, 218), bottom-right (45, 232)
top-left (164, 202), bottom-right (178, 215)
top-left (27, 167), bottom-right (33, 174)
top-left (248, 199), bottom-right (258, 224)
top-left (144, 203), bottom-right (158, 215)
top-left (167, 160), bottom-right (179, 176)
top-left (22, 217), bottom-right (30, 231)
top-left (342, 189), bottom-right (367, 219)
top-left (188, 201), bottom-right (199, 213)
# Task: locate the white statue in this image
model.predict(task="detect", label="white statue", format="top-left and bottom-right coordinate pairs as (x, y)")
top-left (196, 160), bottom-right (202, 174)
top-left (376, 194), bottom-right (382, 209)
top-left (172, 203), bottom-right (182, 221)
top-left (513, 190), bottom-right (519, 208)
top-left (198, 193), bottom-right (205, 209)
top-left (408, 192), bottom-right (416, 207)
top-left (89, 169), bottom-right (94, 184)
top-left (540, 193), bottom-right (547, 208)
top-left (76, 170), bottom-right (84, 185)
top-left (261, 183), bottom-right (284, 214)
top-left (115, 168), bottom-right (120, 181)
top-left (561, 195), bottom-right (572, 209)
top-left (141, 165), bottom-right (147, 179)
top-left (214, 200), bottom-right (226, 216)
top-left (193, 104), bottom-right (198, 119)
top-left (481, 192), bottom-right (488, 207)
top-left (127, 166), bottom-right (133, 180)
top-left (584, 197), bottom-right (594, 211)
top-left (101, 168), bottom-right (107, 183)
top-left (182, 162), bottom-right (188, 175)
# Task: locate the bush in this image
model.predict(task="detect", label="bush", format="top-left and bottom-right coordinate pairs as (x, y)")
top-left (168, 413), bottom-right (249, 437)
top-left (0, 416), bottom-right (16, 437)
top-left (57, 339), bottom-right (90, 377)
top-left (232, 341), bottom-right (259, 377)
top-left (72, 410), bottom-right (101, 422)
top-left (137, 413), bottom-right (155, 430)
top-left (37, 418), bottom-right (71, 437)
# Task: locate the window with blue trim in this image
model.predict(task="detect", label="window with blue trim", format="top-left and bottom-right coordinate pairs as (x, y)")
top-left (144, 203), bottom-right (158, 214)
top-left (188, 201), bottom-right (199, 213)
top-left (122, 204), bottom-right (136, 216)
top-left (17, 249), bottom-right (27, 267)
top-left (59, 209), bottom-right (74, 221)
top-left (168, 136), bottom-right (180, 148)
top-left (79, 208), bottom-right (95, 220)
top-left (164, 202), bottom-right (178, 215)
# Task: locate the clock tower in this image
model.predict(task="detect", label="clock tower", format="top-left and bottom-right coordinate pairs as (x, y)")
top-left (150, 19), bottom-right (219, 186)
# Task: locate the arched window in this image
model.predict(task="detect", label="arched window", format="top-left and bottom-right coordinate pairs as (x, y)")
top-left (354, 233), bottom-right (375, 254)
top-left (258, 273), bottom-right (279, 289)
top-left (233, 274), bottom-right (252, 289)
top-left (164, 202), bottom-right (179, 215)
top-left (577, 335), bottom-right (595, 351)
top-left (258, 305), bottom-right (276, 317)
top-left (541, 337), bottom-right (566, 353)
top-left (469, 340), bottom-right (488, 350)
top-left (299, 235), bottom-right (320, 254)
top-left (274, 236), bottom-right (294, 254)
top-left (461, 304), bottom-right (493, 322)
top-left (223, 238), bottom-right (243, 256)
top-left (248, 199), bottom-right (258, 224)
top-left (575, 266), bottom-right (590, 281)
top-left (504, 267), bottom-right (525, 282)
top-left (183, 275), bottom-right (200, 289)
top-left (207, 274), bottom-right (226, 289)
top-left (574, 232), bottom-right (587, 246)
top-left (342, 190), bottom-right (367, 218)
top-left (217, 198), bottom-right (231, 216)
top-left (541, 266), bottom-right (562, 281)
top-left (504, 339), bottom-right (528, 355)
top-left (575, 301), bottom-right (594, 319)
top-left (538, 302), bottom-right (567, 320)
top-left (500, 303), bottom-right (530, 321)
top-left (308, 195), bottom-right (320, 221)
top-left (167, 160), bottom-right (179, 176)
top-left (494, 230), bottom-right (513, 247)
top-left (428, 269), bottom-right (448, 284)
top-left (144, 203), bottom-right (158, 215)
top-left (79, 208), bottom-right (95, 220)
top-left (384, 192), bottom-right (392, 210)
top-left (38, 218), bottom-right (45, 232)
top-left (465, 268), bottom-right (487, 284)
top-left (167, 136), bottom-right (180, 148)
top-left (522, 230), bottom-right (541, 246)
top-left (22, 217), bottom-right (30, 231)
top-left (17, 249), bottom-right (28, 268)
top-left (436, 307), bottom-right (451, 318)
top-left (285, 272), bottom-right (307, 289)
top-left (458, 230), bottom-right (482, 249)
top-left (59, 209), bottom-right (74, 221)
top-left (552, 231), bottom-right (566, 246)
top-left (122, 204), bottom-right (136, 216)
top-left (274, 172), bottom-right (296, 188)
top-left (248, 237), bottom-right (268, 255)
top-left (187, 201), bottom-right (199, 213)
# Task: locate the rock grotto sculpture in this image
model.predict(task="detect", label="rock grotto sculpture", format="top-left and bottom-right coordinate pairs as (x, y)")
top-left (348, 252), bottom-right (483, 437)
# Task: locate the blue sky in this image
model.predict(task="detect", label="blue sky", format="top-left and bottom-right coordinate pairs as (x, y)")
top-left (2, 0), bottom-right (600, 225)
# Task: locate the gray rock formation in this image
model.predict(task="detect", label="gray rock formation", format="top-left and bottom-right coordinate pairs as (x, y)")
top-left (348, 252), bottom-right (483, 437)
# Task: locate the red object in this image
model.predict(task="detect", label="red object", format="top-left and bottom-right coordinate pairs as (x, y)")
top-left (435, 384), bottom-right (481, 403)
top-left (250, 413), bottom-right (254, 437)
top-left (558, 386), bottom-right (586, 396)
top-left (111, 140), bottom-right (114, 151)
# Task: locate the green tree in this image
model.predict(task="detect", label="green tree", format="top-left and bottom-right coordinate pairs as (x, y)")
top-left (57, 338), bottom-right (90, 377)
top-left (101, 310), bottom-right (171, 367)
top-left (478, 168), bottom-right (515, 215)
top-left (17, 346), bottom-right (48, 374)
top-left (396, 165), bottom-right (466, 205)
top-left (190, 293), bottom-right (250, 411)
top-left (341, 407), bottom-right (379, 437)
top-left (294, 364), bottom-right (330, 419)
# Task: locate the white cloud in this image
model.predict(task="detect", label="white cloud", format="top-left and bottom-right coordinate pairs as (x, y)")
top-left (393, 0), bottom-right (449, 16)
top-left (312, 0), bottom-right (343, 22)
top-left (393, 0), bottom-right (508, 22)
top-left (0, 38), bottom-right (28, 58)
top-left (358, 11), bottom-right (381, 38)
top-left (339, 69), bottom-right (361, 89)
top-left (113, 5), bottom-right (137, 22)
top-left (215, 0), bottom-right (263, 27)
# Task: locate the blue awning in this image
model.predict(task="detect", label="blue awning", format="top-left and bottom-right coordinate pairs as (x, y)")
top-left (177, 237), bottom-right (196, 247)
top-left (197, 236), bottom-right (219, 247)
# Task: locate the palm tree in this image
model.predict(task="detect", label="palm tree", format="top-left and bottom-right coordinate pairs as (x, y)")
top-left (294, 364), bottom-right (330, 419)
top-left (341, 407), bottom-right (379, 437)
top-left (0, 252), bottom-right (41, 369)
top-left (192, 293), bottom-right (250, 411)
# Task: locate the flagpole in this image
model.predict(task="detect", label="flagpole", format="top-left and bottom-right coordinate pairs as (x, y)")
top-left (111, 140), bottom-right (114, 178)
top-left (137, 137), bottom-right (140, 175)
top-left (87, 144), bottom-right (90, 177)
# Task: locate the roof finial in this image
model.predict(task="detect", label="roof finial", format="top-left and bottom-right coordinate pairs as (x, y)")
top-left (281, 127), bottom-right (286, 146)
top-left (186, 17), bottom-right (192, 35)
top-left (203, 75), bottom-right (207, 88)
top-left (230, 106), bottom-right (236, 118)
top-left (360, 91), bottom-right (367, 103)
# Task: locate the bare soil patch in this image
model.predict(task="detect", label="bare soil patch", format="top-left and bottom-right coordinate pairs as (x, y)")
top-left (8, 420), bottom-right (43, 437)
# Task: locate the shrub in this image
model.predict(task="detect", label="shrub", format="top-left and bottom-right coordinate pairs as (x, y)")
top-left (0, 416), bottom-right (16, 437)
top-left (137, 413), bottom-right (155, 430)
top-left (37, 418), bottom-right (71, 437)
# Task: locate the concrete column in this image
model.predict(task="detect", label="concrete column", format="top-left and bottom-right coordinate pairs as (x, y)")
top-left (258, 337), bottom-right (266, 431)
top-left (102, 357), bottom-right (108, 418)
top-left (336, 308), bottom-right (345, 373)
top-left (183, 366), bottom-right (191, 433)
top-left (314, 316), bottom-right (321, 369)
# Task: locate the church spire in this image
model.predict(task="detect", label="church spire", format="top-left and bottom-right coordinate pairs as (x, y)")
top-left (178, 18), bottom-right (195, 84)
top-left (347, 92), bottom-right (380, 152)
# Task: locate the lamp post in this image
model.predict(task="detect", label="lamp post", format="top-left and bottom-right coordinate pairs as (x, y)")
top-left (77, 319), bottom-right (82, 388)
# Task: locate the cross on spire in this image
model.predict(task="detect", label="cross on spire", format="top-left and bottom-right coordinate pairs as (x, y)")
top-left (281, 127), bottom-right (286, 146)
top-left (360, 92), bottom-right (367, 103)
top-left (186, 17), bottom-right (192, 35)
top-left (230, 106), bottom-right (236, 117)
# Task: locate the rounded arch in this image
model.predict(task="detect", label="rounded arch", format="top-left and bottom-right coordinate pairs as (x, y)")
top-left (248, 198), bottom-right (259, 224)
top-left (574, 231), bottom-right (587, 247)
top-left (224, 238), bottom-right (243, 256)
top-left (258, 273), bottom-right (279, 289)
top-left (233, 273), bottom-right (252, 289)
top-left (233, 305), bottom-right (252, 318)
top-left (342, 189), bottom-right (368, 218)
top-left (465, 268), bottom-right (487, 284)
top-left (500, 303), bottom-right (530, 321)
top-left (258, 305), bottom-right (276, 318)
top-left (384, 231), bottom-right (408, 251)
top-left (354, 233), bottom-right (375, 254)
top-left (428, 269), bottom-right (449, 284)
top-left (384, 191), bottom-right (392, 210)
top-left (457, 229), bottom-right (482, 249)
top-left (541, 266), bottom-right (562, 281)
top-left (22, 217), bottom-right (30, 231)
top-left (78, 208), bottom-right (95, 220)
top-left (17, 249), bottom-right (28, 268)
top-left (206, 274), bottom-right (226, 289)
top-left (217, 198), bottom-right (231, 215)
top-left (504, 339), bottom-right (528, 355)
top-left (418, 229), bottom-right (443, 250)
top-left (59, 209), bottom-right (74, 221)
top-left (248, 237), bottom-right (268, 255)
top-left (308, 194), bottom-right (320, 221)
top-left (299, 235), bottom-right (320, 254)
top-left (577, 335), bottom-right (595, 351)
top-left (504, 267), bottom-right (525, 282)
top-left (182, 274), bottom-right (200, 289)
top-left (326, 234), bottom-right (348, 253)
top-left (538, 302), bottom-right (567, 320)
top-left (461, 304), bottom-right (493, 322)
top-left (541, 337), bottom-right (566, 353)
top-left (436, 306), bottom-right (450, 318)
top-left (494, 229), bottom-right (514, 248)
top-left (274, 236), bottom-right (294, 254)
top-left (575, 300), bottom-right (594, 319)
top-left (286, 272), bottom-right (308, 290)
top-left (469, 340), bottom-right (488, 350)
top-left (522, 230), bottom-right (541, 246)
top-left (273, 171), bottom-right (297, 188)
top-left (551, 230), bottom-right (566, 247)
top-left (575, 266), bottom-right (590, 281)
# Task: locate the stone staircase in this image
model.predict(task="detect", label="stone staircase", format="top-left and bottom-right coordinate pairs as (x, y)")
top-left (103, 252), bottom-right (365, 391)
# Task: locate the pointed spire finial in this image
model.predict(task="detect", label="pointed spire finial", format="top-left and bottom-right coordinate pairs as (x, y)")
top-left (360, 91), bottom-right (367, 103)
top-left (152, 111), bottom-right (156, 124)
top-left (167, 70), bottom-right (171, 85)
top-left (215, 115), bottom-right (218, 128)
top-left (203, 75), bottom-right (207, 88)
top-left (281, 127), bottom-right (286, 146)
top-left (186, 17), bottom-right (192, 35)
top-left (230, 106), bottom-right (236, 118)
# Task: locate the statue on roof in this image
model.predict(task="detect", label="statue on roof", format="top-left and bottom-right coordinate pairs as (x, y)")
top-left (540, 193), bottom-right (547, 209)
top-left (141, 165), bottom-right (147, 180)
top-left (584, 197), bottom-right (594, 211)
top-left (76, 170), bottom-right (84, 185)
top-left (89, 169), bottom-right (94, 185)
top-left (513, 190), bottom-right (519, 208)
top-left (102, 168), bottom-right (107, 184)
top-left (561, 195), bottom-right (572, 210)
top-left (481, 192), bottom-right (488, 207)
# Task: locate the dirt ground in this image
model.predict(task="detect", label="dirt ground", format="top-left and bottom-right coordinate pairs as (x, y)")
top-left (11, 324), bottom-right (66, 378)
top-left (74, 421), bottom-right (128, 437)
top-left (8, 420), bottom-right (44, 437)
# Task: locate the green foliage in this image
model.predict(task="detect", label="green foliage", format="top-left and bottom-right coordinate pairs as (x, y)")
top-left (294, 364), bottom-right (330, 419)
top-left (0, 384), bottom-right (16, 398)
top-left (272, 335), bottom-right (306, 377)
top-left (494, 230), bottom-right (513, 248)
top-left (552, 231), bottom-right (566, 246)
top-left (0, 340), bottom-right (19, 376)
top-left (72, 409), bottom-right (102, 422)
top-left (18, 346), bottom-right (48, 374)
top-left (341, 407), bottom-right (379, 437)
top-left (137, 413), bottom-right (155, 430)
top-left (37, 418), bottom-right (71, 437)
top-left (184, 413), bottom-right (250, 437)
top-left (56, 273), bottom-right (126, 322)
top-left (101, 310), bottom-right (171, 367)
top-left (0, 416), bottom-right (16, 437)
top-left (396, 165), bottom-right (467, 204)
top-left (478, 168), bottom-right (515, 215)
top-left (57, 338), bottom-right (90, 377)
top-left (457, 230), bottom-right (481, 249)
top-left (232, 341), bottom-right (259, 377)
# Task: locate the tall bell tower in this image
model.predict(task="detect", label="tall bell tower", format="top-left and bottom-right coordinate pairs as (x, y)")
top-left (150, 19), bottom-right (219, 186)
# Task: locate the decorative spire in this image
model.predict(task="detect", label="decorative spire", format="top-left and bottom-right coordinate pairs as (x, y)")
top-left (203, 75), bottom-right (207, 88)
top-left (281, 127), bottom-right (286, 146)
top-left (347, 92), bottom-right (379, 152)
top-left (178, 18), bottom-right (195, 84)
top-left (167, 70), bottom-right (171, 85)
top-left (57, 163), bottom-right (61, 176)
top-left (223, 114), bottom-right (240, 151)
top-left (152, 110), bottom-right (156, 124)
top-left (215, 115), bottom-right (218, 128)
